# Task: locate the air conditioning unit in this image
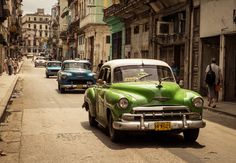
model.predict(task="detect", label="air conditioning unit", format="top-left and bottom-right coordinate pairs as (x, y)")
top-left (156, 21), bottom-right (174, 35)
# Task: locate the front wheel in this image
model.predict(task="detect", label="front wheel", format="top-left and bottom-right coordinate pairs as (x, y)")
top-left (108, 113), bottom-right (122, 142)
top-left (58, 84), bottom-right (65, 93)
top-left (183, 129), bottom-right (199, 142)
top-left (88, 111), bottom-right (98, 127)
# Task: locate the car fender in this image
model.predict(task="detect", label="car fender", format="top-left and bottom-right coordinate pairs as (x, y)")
top-left (84, 87), bottom-right (96, 117)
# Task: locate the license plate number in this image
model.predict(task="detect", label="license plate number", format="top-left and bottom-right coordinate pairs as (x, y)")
top-left (154, 122), bottom-right (171, 131)
top-left (77, 85), bottom-right (83, 89)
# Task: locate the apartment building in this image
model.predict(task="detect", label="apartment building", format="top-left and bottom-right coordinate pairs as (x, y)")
top-left (21, 9), bottom-right (51, 56)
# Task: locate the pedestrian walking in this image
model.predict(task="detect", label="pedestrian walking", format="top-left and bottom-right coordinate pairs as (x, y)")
top-left (6, 58), bottom-right (13, 75)
top-left (13, 58), bottom-right (19, 75)
top-left (205, 58), bottom-right (222, 108)
top-left (170, 61), bottom-right (180, 83)
top-left (97, 60), bottom-right (103, 73)
top-left (3, 58), bottom-right (8, 74)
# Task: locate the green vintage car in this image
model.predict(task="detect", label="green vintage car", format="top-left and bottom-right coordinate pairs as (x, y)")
top-left (82, 59), bottom-right (206, 142)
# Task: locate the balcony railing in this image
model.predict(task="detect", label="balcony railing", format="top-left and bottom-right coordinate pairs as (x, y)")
top-left (104, 0), bottom-right (142, 18)
top-left (156, 33), bottom-right (186, 45)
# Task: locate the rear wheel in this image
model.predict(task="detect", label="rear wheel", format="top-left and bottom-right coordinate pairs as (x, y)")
top-left (183, 129), bottom-right (199, 142)
top-left (108, 113), bottom-right (122, 142)
top-left (46, 74), bottom-right (49, 78)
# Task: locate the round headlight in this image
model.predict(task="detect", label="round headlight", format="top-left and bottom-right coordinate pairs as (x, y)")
top-left (118, 98), bottom-right (129, 109)
top-left (192, 97), bottom-right (203, 108)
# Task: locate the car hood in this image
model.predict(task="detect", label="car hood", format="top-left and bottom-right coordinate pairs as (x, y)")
top-left (110, 81), bottom-right (185, 106)
top-left (47, 67), bottom-right (61, 70)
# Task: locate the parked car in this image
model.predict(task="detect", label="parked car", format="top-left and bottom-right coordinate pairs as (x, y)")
top-left (34, 56), bottom-right (46, 67)
top-left (45, 61), bottom-right (62, 78)
top-left (82, 59), bottom-right (206, 142)
top-left (57, 60), bottom-right (96, 93)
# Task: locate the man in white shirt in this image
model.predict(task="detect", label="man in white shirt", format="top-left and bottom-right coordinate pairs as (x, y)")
top-left (205, 58), bottom-right (222, 108)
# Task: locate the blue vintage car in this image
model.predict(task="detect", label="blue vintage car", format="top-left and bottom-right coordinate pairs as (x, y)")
top-left (57, 60), bottom-right (96, 93)
top-left (45, 61), bottom-right (62, 78)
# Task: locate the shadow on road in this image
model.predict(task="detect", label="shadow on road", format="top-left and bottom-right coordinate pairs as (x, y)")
top-left (80, 121), bottom-right (205, 150)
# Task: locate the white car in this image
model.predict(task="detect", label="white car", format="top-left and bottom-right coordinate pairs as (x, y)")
top-left (34, 56), bottom-right (46, 67)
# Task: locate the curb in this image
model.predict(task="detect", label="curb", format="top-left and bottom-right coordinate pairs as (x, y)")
top-left (0, 61), bottom-right (23, 119)
top-left (0, 76), bottom-right (19, 119)
top-left (204, 106), bottom-right (236, 118)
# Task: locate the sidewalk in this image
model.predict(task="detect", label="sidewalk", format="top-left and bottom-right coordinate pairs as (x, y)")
top-left (0, 60), bottom-right (23, 119)
top-left (203, 97), bottom-right (236, 117)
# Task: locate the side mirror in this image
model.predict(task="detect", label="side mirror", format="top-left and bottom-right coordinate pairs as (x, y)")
top-left (179, 80), bottom-right (184, 88)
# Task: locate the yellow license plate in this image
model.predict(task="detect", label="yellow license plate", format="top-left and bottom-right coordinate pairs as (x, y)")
top-left (77, 85), bottom-right (83, 89)
top-left (154, 122), bottom-right (171, 131)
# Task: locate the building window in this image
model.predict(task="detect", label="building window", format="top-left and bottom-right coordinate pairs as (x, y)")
top-left (28, 24), bottom-right (31, 28)
top-left (134, 25), bottom-right (139, 34)
top-left (46, 18), bottom-right (48, 21)
top-left (79, 36), bottom-right (84, 45)
top-left (34, 24), bottom-right (36, 29)
top-left (45, 32), bottom-right (48, 37)
top-left (143, 22), bottom-right (149, 32)
top-left (39, 31), bottom-right (42, 37)
top-left (40, 18), bottom-right (43, 21)
top-left (45, 25), bottom-right (48, 29)
top-left (28, 40), bottom-right (31, 46)
top-left (28, 48), bottom-right (31, 52)
top-left (40, 25), bottom-right (42, 29)
top-left (125, 27), bottom-right (131, 45)
top-left (28, 17), bottom-right (30, 21)
top-left (106, 35), bottom-right (110, 44)
top-left (34, 17), bottom-right (36, 21)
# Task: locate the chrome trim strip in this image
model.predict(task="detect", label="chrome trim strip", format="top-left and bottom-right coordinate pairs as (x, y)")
top-left (133, 106), bottom-right (189, 111)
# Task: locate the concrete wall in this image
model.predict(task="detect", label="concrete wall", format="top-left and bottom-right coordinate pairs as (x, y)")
top-left (200, 0), bottom-right (236, 37)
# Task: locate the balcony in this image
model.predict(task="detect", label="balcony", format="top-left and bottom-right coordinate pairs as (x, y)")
top-left (156, 33), bottom-right (186, 45)
top-left (103, 0), bottom-right (146, 20)
top-left (80, 14), bottom-right (104, 28)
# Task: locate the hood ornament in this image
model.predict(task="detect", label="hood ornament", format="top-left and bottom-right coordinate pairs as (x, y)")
top-left (156, 78), bottom-right (163, 89)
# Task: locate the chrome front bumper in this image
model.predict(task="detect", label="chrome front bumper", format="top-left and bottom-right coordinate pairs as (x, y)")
top-left (60, 84), bottom-right (89, 89)
top-left (113, 113), bottom-right (206, 131)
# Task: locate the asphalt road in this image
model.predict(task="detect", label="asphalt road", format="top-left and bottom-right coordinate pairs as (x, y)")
top-left (0, 59), bottom-right (236, 163)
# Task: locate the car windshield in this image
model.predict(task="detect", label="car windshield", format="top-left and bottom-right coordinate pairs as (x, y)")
top-left (47, 62), bottom-right (61, 67)
top-left (113, 65), bottom-right (175, 83)
top-left (63, 62), bottom-right (91, 70)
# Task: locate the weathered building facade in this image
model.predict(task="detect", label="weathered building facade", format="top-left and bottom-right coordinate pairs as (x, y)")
top-left (104, 0), bottom-right (201, 91)
top-left (200, 0), bottom-right (236, 102)
top-left (58, 0), bottom-right (111, 71)
top-left (0, 0), bottom-right (22, 74)
top-left (21, 9), bottom-right (51, 57)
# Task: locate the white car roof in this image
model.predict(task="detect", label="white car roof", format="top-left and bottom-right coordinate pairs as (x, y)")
top-left (103, 59), bottom-right (170, 69)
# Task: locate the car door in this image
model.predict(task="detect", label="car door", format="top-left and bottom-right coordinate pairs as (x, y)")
top-left (95, 67), bottom-right (111, 125)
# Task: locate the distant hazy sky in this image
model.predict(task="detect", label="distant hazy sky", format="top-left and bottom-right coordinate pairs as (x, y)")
top-left (22, 0), bottom-right (58, 15)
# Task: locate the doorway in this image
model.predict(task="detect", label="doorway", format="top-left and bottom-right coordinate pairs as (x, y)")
top-left (225, 35), bottom-right (236, 101)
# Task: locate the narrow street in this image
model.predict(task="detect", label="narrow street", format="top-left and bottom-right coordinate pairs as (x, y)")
top-left (0, 59), bottom-right (236, 163)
